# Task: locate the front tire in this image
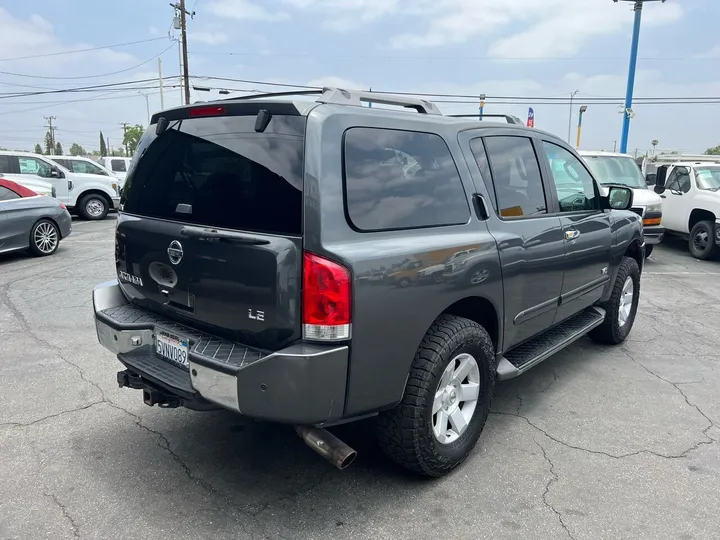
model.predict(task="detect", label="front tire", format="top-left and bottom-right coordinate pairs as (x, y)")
top-left (644, 245), bottom-right (653, 258)
top-left (588, 256), bottom-right (640, 345)
top-left (78, 194), bottom-right (109, 220)
top-left (28, 219), bottom-right (60, 257)
top-left (375, 315), bottom-right (495, 477)
top-left (688, 220), bottom-right (717, 260)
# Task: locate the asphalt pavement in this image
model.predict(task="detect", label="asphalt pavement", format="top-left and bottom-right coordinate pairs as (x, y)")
top-left (1, 218), bottom-right (719, 540)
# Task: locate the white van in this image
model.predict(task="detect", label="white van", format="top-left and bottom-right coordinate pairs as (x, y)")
top-left (579, 150), bottom-right (665, 257)
top-left (0, 151), bottom-right (120, 220)
top-left (97, 156), bottom-right (132, 183)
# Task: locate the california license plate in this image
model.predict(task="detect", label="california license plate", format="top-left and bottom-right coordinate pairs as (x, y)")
top-left (155, 330), bottom-right (189, 368)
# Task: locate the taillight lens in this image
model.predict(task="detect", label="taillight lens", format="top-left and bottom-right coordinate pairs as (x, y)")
top-left (59, 203), bottom-right (67, 210)
top-left (302, 251), bottom-right (351, 341)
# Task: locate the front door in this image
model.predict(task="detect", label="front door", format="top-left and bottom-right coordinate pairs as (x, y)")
top-left (659, 165), bottom-right (693, 233)
top-left (462, 132), bottom-right (566, 351)
top-left (538, 139), bottom-right (612, 323)
top-left (15, 155), bottom-right (70, 204)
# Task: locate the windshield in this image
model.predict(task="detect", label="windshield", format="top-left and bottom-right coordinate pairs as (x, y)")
top-left (583, 156), bottom-right (647, 188)
top-left (695, 167), bottom-right (720, 191)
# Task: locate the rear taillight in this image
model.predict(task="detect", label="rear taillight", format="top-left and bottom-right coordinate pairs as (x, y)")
top-left (189, 106), bottom-right (225, 117)
top-left (59, 203), bottom-right (67, 210)
top-left (302, 252), bottom-right (351, 341)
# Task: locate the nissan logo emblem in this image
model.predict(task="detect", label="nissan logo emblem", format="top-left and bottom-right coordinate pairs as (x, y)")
top-left (167, 240), bottom-right (184, 265)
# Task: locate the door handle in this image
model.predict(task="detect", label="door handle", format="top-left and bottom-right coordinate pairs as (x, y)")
top-left (565, 230), bottom-right (580, 240)
top-left (660, 195), bottom-right (666, 198)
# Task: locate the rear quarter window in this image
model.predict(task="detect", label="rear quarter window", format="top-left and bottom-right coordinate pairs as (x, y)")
top-left (342, 127), bottom-right (469, 231)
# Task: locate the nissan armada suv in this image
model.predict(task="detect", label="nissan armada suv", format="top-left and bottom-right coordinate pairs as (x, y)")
top-left (92, 88), bottom-right (644, 477)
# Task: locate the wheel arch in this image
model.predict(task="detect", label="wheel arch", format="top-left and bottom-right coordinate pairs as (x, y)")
top-left (439, 296), bottom-right (500, 352)
top-left (624, 237), bottom-right (644, 274)
top-left (78, 189), bottom-right (113, 209)
top-left (688, 208), bottom-right (716, 232)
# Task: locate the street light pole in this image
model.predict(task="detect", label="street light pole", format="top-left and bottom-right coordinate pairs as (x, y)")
top-left (567, 90), bottom-right (579, 143)
top-left (576, 106), bottom-right (588, 148)
top-left (478, 94), bottom-right (486, 120)
top-left (138, 91), bottom-right (150, 125)
top-left (615, 0), bottom-right (666, 154)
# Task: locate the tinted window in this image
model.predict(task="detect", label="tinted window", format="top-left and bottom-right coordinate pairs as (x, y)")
top-left (469, 138), bottom-right (497, 212)
top-left (0, 155), bottom-right (11, 173)
top-left (484, 136), bottom-right (547, 218)
top-left (67, 160), bottom-right (107, 175)
top-left (111, 159), bottom-right (127, 172)
top-left (343, 128), bottom-right (469, 231)
top-left (121, 115), bottom-right (305, 236)
top-left (666, 167), bottom-right (690, 193)
top-left (542, 142), bottom-right (599, 212)
top-left (0, 185), bottom-right (20, 200)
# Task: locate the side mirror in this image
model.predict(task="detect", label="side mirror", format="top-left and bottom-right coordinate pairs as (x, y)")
top-left (50, 166), bottom-right (61, 178)
top-left (603, 185), bottom-right (634, 211)
top-left (654, 166), bottom-right (667, 194)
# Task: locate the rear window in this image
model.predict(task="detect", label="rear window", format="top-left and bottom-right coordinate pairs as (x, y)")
top-left (120, 114), bottom-right (305, 236)
top-left (343, 127), bottom-right (469, 231)
top-left (111, 159), bottom-right (127, 172)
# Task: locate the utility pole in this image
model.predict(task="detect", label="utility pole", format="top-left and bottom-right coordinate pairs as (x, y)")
top-left (120, 123), bottom-right (129, 156)
top-left (170, 1), bottom-right (194, 105)
top-left (44, 116), bottom-right (57, 155)
top-left (567, 90), bottom-right (579, 143)
top-left (158, 58), bottom-right (165, 111)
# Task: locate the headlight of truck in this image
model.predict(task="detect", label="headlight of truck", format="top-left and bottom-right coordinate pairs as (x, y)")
top-left (645, 202), bottom-right (662, 214)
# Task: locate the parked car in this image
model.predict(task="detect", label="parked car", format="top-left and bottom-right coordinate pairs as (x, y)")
top-left (0, 178), bottom-right (72, 256)
top-left (0, 151), bottom-right (120, 220)
top-left (578, 151), bottom-right (664, 257)
top-left (91, 88), bottom-right (643, 477)
top-left (651, 160), bottom-right (720, 260)
top-left (96, 156), bottom-right (132, 184)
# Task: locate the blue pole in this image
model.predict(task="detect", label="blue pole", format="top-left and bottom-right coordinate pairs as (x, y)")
top-left (620, 2), bottom-right (643, 154)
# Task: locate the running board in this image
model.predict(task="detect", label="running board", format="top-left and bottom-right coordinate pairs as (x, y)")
top-left (496, 307), bottom-right (606, 381)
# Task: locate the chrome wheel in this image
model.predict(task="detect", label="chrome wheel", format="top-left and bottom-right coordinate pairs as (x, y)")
top-left (618, 276), bottom-right (634, 327)
top-left (432, 353), bottom-right (480, 444)
top-left (34, 222), bottom-right (58, 254)
top-left (85, 198), bottom-right (105, 218)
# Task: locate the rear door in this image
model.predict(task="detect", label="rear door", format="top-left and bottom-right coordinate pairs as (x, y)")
top-left (462, 131), bottom-right (565, 350)
top-left (538, 139), bottom-right (612, 322)
top-left (117, 107), bottom-right (306, 350)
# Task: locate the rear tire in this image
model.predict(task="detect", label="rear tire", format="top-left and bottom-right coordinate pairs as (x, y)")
top-left (78, 194), bottom-right (109, 220)
top-left (375, 315), bottom-right (495, 477)
top-left (28, 219), bottom-right (60, 257)
top-left (588, 256), bottom-right (640, 345)
top-left (688, 220), bottom-right (717, 260)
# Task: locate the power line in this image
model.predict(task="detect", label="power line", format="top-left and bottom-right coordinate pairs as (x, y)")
top-left (0, 77), bottom-right (180, 99)
top-left (0, 43), bottom-right (176, 80)
top-left (0, 37), bottom-right (168, 62)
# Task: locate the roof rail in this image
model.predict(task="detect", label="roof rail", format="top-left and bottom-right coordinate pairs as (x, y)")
top-left (225, 89), bottom-right (324, 101)
top-left (448, 113), bottom-right (525, 125)
top-left (316, 87), bottom-right (443, 115)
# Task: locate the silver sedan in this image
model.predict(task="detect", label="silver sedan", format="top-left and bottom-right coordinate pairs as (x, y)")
top-left (0, 178), bottom-right (72, 257)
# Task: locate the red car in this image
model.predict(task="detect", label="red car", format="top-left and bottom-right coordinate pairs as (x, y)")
top-left (0, 178), bottom-right (40, 199)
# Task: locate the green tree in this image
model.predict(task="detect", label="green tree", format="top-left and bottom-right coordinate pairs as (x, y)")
top-left (34, 143), bottom-right (43, 154)
top-left (122, 124), bottom-right (144, 156)
top-left (705, 145), bottom-right (720, 156)
top-left (44, 131), bottom-right (53, 155)
top-left (69, 143), bottom-right (85, 156)
top-left (54, 142), bottom-right (63, 155)
top-left (99, 131), bottom-right (107, 157)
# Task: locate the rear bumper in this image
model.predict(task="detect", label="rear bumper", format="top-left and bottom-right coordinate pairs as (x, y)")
top-left (58, 210), bottom-right (72, 239)
top-left (643, 225), bottom-right (665, 245)
top-left (92, 279), bottom-right (348, 425)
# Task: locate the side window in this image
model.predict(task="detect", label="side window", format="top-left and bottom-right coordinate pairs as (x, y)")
top-left (111, 159), bottom-right (127, 172)
top-left (469, 138), bottom-right (498, 212)
top-left (665, 169), bottom-right (681, 192)
top-left (18, 157), bottom-right (51, 177)
top-left (343, 127), bottom-right (470, 231)
top-left (541, 141), bottom-right (599, 212)
top-left (483, 136), bottom-right (547, 218)
top-left (0, 185), bottom-right (20, 200)
top-left (676, 167), bottom-right (691, 193)
top-left (0, 155), bottom-right (11, 173)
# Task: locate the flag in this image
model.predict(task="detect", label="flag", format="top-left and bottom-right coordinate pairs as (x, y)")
top-left (527, 108), bottom-right (535, 128)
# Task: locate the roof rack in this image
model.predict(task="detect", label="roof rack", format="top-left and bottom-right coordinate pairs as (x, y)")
top-left (315, 87), bottom-right (442, 115)
top-left (448, 113), bottom-right (525, 125)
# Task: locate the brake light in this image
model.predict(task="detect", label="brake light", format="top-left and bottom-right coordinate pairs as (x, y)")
top-left (59, 203), bottom-right (67, 210)
top-left (189, 106), bottom-right (225, 117)
top-left (302, 252), bottom-right (351, 341)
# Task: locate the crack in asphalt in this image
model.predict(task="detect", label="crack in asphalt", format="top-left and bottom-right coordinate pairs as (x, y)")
top-left (0, 401), bottom-right (105, 429)
top-left (536, 442), bottom-right (574, 540)
top-left (45, 492), bottom-right (80, 538)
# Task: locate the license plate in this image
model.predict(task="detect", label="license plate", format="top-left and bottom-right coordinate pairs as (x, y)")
top-left (155, 330), bottom-right (189, 368)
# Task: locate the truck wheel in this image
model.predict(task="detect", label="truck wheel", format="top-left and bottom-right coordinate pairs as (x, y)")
top-left (375, 315), bottom-right (495, 477)
top-left (689, 221), bottom-right (717, 260)
top-left (588, 256), bottom-right (640, 345)
top-left (644, 245), bottom-right (653, 258)
top-left (78, 194), bottom-right (109, 220)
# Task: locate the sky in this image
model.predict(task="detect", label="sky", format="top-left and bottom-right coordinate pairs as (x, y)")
top-left (0, 0), bottom-right (718, 156)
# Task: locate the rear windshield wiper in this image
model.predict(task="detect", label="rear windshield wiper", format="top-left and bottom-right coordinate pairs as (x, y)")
top-left (180, 226), bottom-right (270, 245)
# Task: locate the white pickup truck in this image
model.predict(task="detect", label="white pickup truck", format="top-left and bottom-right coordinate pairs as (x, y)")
top-left (0, 151), bottom-right (120, 220)
top-left (651, 159), bottom-right (720, 260)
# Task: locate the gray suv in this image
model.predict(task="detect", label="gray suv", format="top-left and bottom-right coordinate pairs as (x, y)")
top-left (92, 88), bottom-right (644, 477)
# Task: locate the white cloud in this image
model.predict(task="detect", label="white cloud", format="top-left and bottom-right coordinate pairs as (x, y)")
top-left (207, 0), bottom-right (290, 21)
top-left (191, 31), bottom-right (231, 46)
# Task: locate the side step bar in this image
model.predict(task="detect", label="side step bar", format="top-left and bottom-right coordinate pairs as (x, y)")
top-left (496, 307), bottom-right (606, 381)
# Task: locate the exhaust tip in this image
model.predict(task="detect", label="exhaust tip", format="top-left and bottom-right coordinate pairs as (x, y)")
top-left (295, 426), bottom-right (357, 470)
top-left (338, 450), bottom-right (357, 470)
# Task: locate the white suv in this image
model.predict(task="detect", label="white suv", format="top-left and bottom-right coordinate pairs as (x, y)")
top-left (580, 150), bottom-right (665, 257)
top-left (0, 151), bottom-right (120, 220)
